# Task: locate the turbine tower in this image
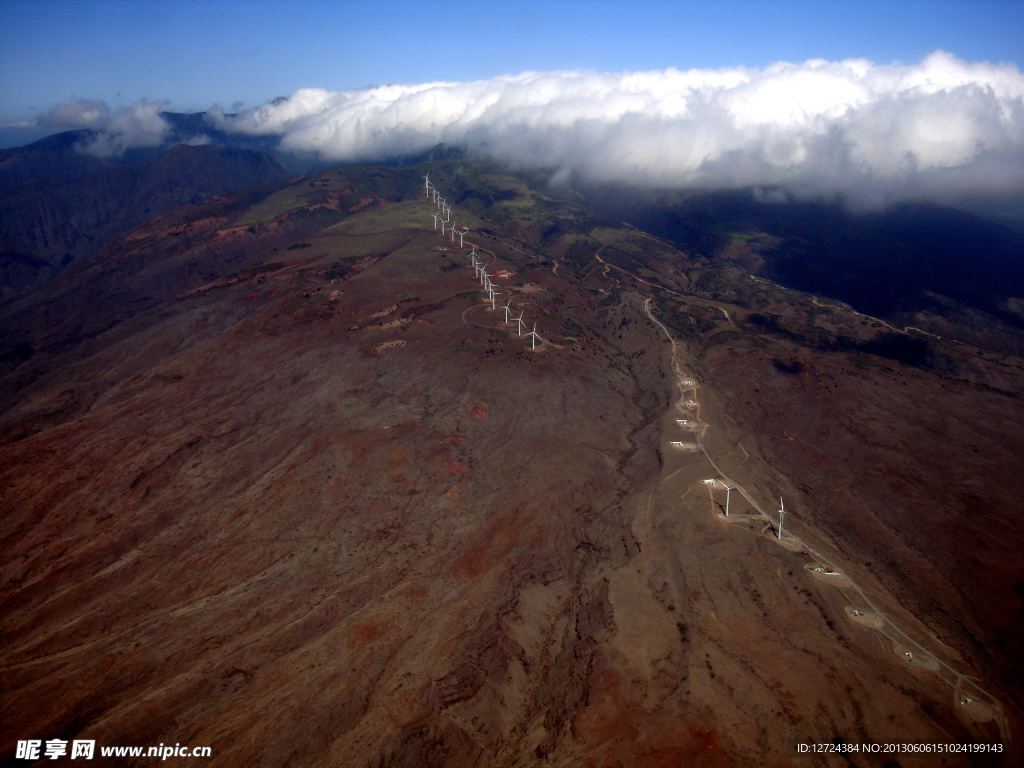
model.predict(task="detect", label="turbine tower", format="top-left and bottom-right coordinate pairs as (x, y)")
top-left (777, 497), bottom-right (785, 540)
top-left (724, 485), bottom-right (732, 517)
top-left (431, 213), bottom-right (441, 230)
top-left (455, 228), bottom-right (469, 248)
top-left (480, 268), bottom-right (491, 286)
top-left (526, 323), bottom-right (541, 350)
top-left (502, 299), bottom-right (512, 323)
top-left (423, 174), bottom-right (431, 196)
top-left (489, 288), bottom-right (502, 310)
top-left (513, 312), bottom-right (525, 336)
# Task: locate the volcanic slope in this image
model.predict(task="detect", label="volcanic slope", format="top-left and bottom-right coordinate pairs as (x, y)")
top-left (0, 135), bottom-right (288, 298)
top-left (0, 163), bottom-right (1018, 766)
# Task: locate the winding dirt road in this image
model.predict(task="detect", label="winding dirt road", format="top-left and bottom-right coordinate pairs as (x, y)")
top-left (640, 294), bottom-right (1008, 741)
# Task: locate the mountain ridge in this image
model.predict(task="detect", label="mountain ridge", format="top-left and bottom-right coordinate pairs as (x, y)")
top-left (0, 136), bottom-right (288, 298)
top-left (1, 160), bottom-right (1021, 765)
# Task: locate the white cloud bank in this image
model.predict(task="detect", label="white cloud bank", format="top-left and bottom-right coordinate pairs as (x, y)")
top-left (42, 99), bottom-right (111, 130)
top-left (42, 99), bottom-right (171, 156)
top-left (211, 51), bottom-right (1024, 205)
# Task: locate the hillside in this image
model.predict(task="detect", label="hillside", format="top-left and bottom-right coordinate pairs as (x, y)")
top-left (2, 162), bottom-right (1022, 766)
top-left (578, 185), bottom-right (1024, 355)
top-left (0, 134), bottom-right (287, 298)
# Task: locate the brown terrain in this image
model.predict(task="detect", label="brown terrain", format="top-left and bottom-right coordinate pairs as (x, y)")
top-left (2, 164), bottom-right (1023, 766)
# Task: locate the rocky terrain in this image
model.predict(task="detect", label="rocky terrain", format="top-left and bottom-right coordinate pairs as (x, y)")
top-left (1, 163), bottom-right (1022, 766)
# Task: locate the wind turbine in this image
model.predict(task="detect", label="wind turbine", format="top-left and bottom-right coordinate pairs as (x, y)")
top-left (526, 323), bottom-right (541, 350)
top-left (480, 268), bottom-right (491, 286)
top-left (513, 311), bottom-right (525, 336)
top-left (468, 246), bottom-right (478, 262)
top-left (488, 287), bottom-right (502, 310)
top-left (502, 299), bottom-right (512, 323)
top-left (454, 228), bottom-right (469, 248)
top-left (723, 485), bottom-right (733, 517)
top-left (442, 203), bottom-right (451, 222)
top-left (423, 174), bottom-right (431, 195)
top-left (431, 213), bottom-right (441, 230)
top-left (777, 497), bottom-right (785, 539)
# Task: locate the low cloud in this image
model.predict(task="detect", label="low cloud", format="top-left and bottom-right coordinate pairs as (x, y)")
top-left (79, 101), bottom-right (171, 157)
top-left (212, 51), bottom-right (1024, 205)
top-left (42, 99), bottom-right (171, 157)
top-left (42, 99), bottom-right (111, 130)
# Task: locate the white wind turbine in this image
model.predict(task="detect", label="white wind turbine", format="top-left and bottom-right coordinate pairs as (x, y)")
top-left (423, 174), bottom-right (431, 196)
top-left (454, 228), bottom-right (469, 248)
top-left (777, 498), bottom-right (785, 540)
top-left (502, 299), bottom-right (512, 323)
top-left (526, 323), bottom-right (541, 350)
top-left (513, 311), bottom-right (525, 336)
top-left (480, 268), bottom-right (491, 286)
top-left (431, 213), bottom-right (441, 230)
top-left (442, 203), bottom-right (451, 222)
top-left (489, 287), bottom-right (502, 311)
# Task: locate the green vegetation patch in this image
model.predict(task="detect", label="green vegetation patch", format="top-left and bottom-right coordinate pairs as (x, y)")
top-left (477, 173), bottom-right (534, 196)
top-left (708, 225), bottom-right (770, 243)
top-left (326, 200), bottom-right (429, 235)
top-left (235, 183), bottom-right (326, 226)
top-left (589, 227), bottom-right (635, 246)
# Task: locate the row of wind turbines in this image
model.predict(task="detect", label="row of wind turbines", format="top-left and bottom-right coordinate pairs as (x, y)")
top-left (423, 174), bottom-right (542, 351)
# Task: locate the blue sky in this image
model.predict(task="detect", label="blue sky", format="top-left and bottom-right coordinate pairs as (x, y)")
top-left (3, 0), bottom-right (1023, 207)
top-left (2, 0), bottom-right (1022, 123)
